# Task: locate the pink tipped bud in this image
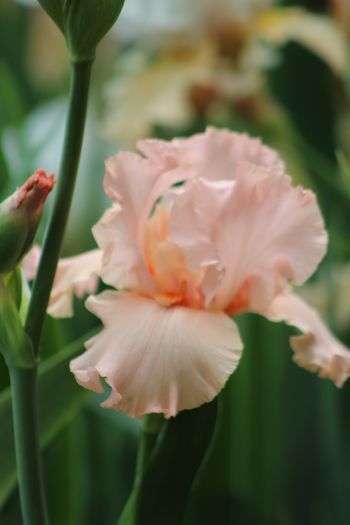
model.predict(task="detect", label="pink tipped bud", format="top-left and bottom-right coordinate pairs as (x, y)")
top-left (0, 170), bottom-right (55, 273)
top-left (6, 169), bottom-right (55, 216)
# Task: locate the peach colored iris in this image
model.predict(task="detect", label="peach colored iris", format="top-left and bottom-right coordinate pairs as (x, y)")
top-left (26, 128), bottom-right (350, 418)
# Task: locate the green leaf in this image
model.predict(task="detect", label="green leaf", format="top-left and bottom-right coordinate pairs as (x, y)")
top-left (120, 400), bottom-right (218, 525)
top-left (0, 61), bottom-right (26, 127)
top-left (4, 269), bottom-right (22, 311)
top-left (0, 280), bottom-right (34, 368)
top-left (0, 329), bottom-right (95, 509)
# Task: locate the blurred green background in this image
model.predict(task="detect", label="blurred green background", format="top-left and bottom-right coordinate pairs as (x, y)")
top-left (1, 0), bottom-right (350, 524)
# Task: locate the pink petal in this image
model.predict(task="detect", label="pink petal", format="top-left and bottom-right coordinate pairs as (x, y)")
top-left (93, 204), bottom-right (152, 291)
top-left (70, 291), bottom-right (243, 418)
top-left (22, 245), bottom-right (41, 281)
top-left (48, 250), bottom-right (102, 318)
top-left (22, 246), bottom-right (102, 318)
top-left (263, 292), bottom-right (350, 387)
top-left (212, 164), bottom-right (327, 312)
top-left (169, 177), bottom-right (233, 305)
top-left (98, 151), bottom-right (192, 292)
top-left (138, 127), bottom-right (284, 180)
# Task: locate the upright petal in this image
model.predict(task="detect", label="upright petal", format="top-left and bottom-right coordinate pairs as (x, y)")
top-left (93, 204), bottom-right (148, 290)
top-left (70, 291), bottom-right (243, 418)
top-left (138, 127), bottom-right (284, 180)
top-left (213, 164), bottom-right (327, 312)
top-left (168, 177), bottom-right (232, 305)
top-left (97, 151), bottom-right (192, 292)
top-left (263, 292), bottom-right (350, 386)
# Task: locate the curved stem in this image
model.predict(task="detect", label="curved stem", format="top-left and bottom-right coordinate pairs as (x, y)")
top-left (135, 414), bottom-right (164, 480)
top-left (118, 415), bottom-right (164, 525)
top-left (9, 366), bottom-right (49, 525)
top-left (25, 60), bottom-right (93, 356)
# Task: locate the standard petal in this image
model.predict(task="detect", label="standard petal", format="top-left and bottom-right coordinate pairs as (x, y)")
top-left (98, 151), bottom-right (192, 292)
top-left (70, 291), bottom-right (243, 418)
top-left (48, 250), bottom-right (103, 318)
top-left (264, 292), bottom-right (350, 387)
top-left (138, 126), bottom-right (284, 180)
top-left (93, 204), bottom-right (148, 290)
top-left (213, 164), bottom-right (327, 312)
top-left (168, 177), bottom-right (232, 305)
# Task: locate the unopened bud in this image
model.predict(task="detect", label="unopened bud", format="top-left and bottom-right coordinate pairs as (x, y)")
top-left (38, 0), bottom-right (126, 62)
top-left (0, 169), bottom-right (55, 274)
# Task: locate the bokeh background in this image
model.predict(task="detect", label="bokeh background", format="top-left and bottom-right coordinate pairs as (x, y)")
top-left (1, 0), bottom-right (350, 523)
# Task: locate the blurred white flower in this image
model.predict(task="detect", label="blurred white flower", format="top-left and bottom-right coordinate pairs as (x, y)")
top-left (103, 44), bottom-right (218, 147)
top-left (104, 2), bottom-right (347, 147)
top-left (116, 0), bottom-right (273, 43)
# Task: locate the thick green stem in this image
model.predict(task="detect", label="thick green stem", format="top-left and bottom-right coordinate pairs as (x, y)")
top-left (135, 414), bottom-right (164, 480)
top-left (9, 366), bottom-right (49, 525)
top-left (25, 59), bottom-right (93, 356)
top-left (118, 415), bottom-right (164, 525)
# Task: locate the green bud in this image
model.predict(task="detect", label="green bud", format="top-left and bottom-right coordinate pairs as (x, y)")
top-left (0, 169), bottom-right (55, 274)
top-left (38, 0), bottom-right (126, 62)
top-left (0, 280), bottom-right (35, 368)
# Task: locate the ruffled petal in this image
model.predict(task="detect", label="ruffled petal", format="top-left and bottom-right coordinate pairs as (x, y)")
top-left (97, 151), bottom-right (192, 292)
top-left (93, 204), bottom-right (151, 291)
top-left (263, 292), bottom-right (350, 387)
top-left (168, 177), bottom-right (232, 305)
top-left (213, 164), bottom-right (327, 312)
top-left (138, 126), bottom-right (284, 180)
top-left (70, 291), bottom-right (243, 418)
top-left (48, 250), bottom-right (102, 318)
top-left (22, 246), bottom-right (102, 318)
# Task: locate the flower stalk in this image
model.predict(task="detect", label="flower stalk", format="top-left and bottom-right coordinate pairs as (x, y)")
top-left (9, 366), bottom-right (49, 525)
top-left (25, 59), bottom-right (93, 355)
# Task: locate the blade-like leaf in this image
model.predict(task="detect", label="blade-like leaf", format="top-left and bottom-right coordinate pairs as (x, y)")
top-left (0, 328), bottom-right (96, 509)
top-left (120, 399), bottom-right (218, 525)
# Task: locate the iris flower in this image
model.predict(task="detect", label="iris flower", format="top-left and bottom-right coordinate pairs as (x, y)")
top-left (25, 128), bottom-right (350, 418)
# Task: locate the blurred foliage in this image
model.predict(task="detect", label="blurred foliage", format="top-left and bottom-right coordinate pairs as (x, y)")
top-left (1, 0), bottom-right (350, 524)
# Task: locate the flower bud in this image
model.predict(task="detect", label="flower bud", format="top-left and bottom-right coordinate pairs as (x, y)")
top-left (38, 0), bottom-right (126, 62)
top-left (0, 169), bottom-right (55, 274)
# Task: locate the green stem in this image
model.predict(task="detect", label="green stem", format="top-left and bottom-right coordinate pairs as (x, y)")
top-left (135, 414), bottom-right (164, 480)
top-left (118, 415), bottom-right (163, 525)
top-left (25, 59), bottom-right (93, 356)
top-left (9, 366), bottom-right (49, 525)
